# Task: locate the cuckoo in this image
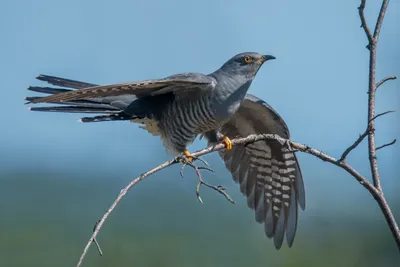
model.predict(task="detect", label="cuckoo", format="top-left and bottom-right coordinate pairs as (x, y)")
top-left (25, 52), bottom-right (305, 249)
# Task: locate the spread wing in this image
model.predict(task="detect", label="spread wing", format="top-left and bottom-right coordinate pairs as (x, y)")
top-left (205, 94), bottom-right (305, 249)
top-left (28, 73), bottom-right (216, 104)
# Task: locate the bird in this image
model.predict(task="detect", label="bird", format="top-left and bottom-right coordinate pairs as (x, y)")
top-left (25, 52), bottom-right (305, 249)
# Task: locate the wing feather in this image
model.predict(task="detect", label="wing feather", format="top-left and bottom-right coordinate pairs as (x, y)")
top-left (29, 73), bottom-right (215, 104)
top-left (205, 94), bottom-right (305, 249)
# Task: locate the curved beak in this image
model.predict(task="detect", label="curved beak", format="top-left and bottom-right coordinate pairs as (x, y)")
top-left (256, 55), bottom-right (276, 64)
top-left (262, 55), bottom-right (276, 62)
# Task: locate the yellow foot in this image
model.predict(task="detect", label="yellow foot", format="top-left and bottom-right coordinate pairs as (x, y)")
top-left (183, 149), bottom-right (193, 162)
top-left (220, 136), bottom-right (233, 151)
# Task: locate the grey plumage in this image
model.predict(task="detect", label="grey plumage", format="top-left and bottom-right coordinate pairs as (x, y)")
top-left (25, 52), bottom-right (305, 249)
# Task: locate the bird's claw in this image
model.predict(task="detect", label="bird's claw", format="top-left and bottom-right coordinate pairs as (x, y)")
top-left (175, 154), bottom-right (193, 165)
top-left (176, 150), bottom-right (209, 166)
top-left (220, 136), bottom-right (233, 151)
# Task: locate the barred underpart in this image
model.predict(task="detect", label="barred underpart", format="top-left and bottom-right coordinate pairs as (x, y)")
top-left (159, 95), bottom-right (217, 154)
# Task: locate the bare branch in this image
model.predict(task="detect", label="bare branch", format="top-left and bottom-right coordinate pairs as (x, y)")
top-left (76, 133), bottom-right (400, 267)
top-left (358, 0), bottom-right (374, 44)
top-left (92, 240), bottom-right (103, 256)
top-left (376, 76), bottom-right (397, 88)
top-left (358, 0), bottom-right (392, 191)
top-left (92, 220), bottom-right (103, 256)
top-left (76, 158), bottom-right (177, 267)
top-left (358, 0), bottom-right (399, 250)
top-left (370, 110), bottom-right (395, 122)
top-left (179, 157), bottom-right (234, 204)
top-left (340, 131), bottom-right (369, 162)
top-left (376, 139), bottom-right (396, 150)
top-left (373, 0), bottom-right (391, 41)
top-left (339, 110), bottom-right (394, 161)
top-left (362, 0), bottom-right (392, 191)
top-left (366, 53), bottom-right (379, 188)
top-left (193, 165), bottom-right (235, 204)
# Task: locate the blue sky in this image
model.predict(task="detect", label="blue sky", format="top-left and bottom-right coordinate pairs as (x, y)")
top-left (0, 0), bottom-right (399, 208)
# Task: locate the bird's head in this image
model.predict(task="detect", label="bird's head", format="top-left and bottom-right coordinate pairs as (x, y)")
top-left (219, 52), bottom-right (275, 79)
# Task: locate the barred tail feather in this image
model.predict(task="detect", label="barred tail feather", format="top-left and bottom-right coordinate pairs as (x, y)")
top-left (26, 74), bottom-right (135, 123)
top-left (29, 106), bottom-right (120, 114)
top-left (27, 86), bottom-right (72, 94)
top-left (79, 114), bottom-right (135, 123)
top-left (36, 74), bottom-right (98, 89)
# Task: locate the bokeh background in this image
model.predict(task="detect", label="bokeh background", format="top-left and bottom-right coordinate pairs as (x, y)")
top-left (0, 0), bottom-right (399, 266)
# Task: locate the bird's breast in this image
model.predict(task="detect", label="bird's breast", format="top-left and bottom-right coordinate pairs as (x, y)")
top-left (211, 79), bottom-right (252, 122)
top-left (156, 95), bottom-right (220, 154)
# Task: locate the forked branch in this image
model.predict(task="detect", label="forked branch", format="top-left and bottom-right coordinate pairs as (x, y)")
top-left (359, 0), bottom-right (373, 43)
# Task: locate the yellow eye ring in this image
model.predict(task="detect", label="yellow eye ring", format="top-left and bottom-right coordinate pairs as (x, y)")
top-left (244, 56), bottom-right (253, 63)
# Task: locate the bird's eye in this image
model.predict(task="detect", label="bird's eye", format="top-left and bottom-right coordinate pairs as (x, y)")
top-left (243, 56), bottom-right (253, 63)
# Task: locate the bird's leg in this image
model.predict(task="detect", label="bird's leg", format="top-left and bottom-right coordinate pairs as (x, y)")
top-left (219, 135), bottom-right (233, 151)
top-left (202, 130), bottom-right (232, 151)
top-left (183, 149), bottom-right (194, 162)
top-left (176, 150), bottom-right (195, 176)
top-left (174, 150), bottom-right (193, 165)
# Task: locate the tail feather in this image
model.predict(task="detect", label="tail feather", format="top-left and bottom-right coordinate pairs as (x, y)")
top-left (25, 96), bottom-right (42, 102)
top-left (26, 98), bottom-right (121, 109)
top-left (29, 106), bottom-right (121, 114)
top-left (26, 74), bottom-right (137, 123)
top-left (80, 114), bottom-right (135, 123)
top-left (36, 74), bottom-right (98, 89)
top-left (25, 86), bottom-right (73, 104)
top-left (27, 86), bottom-right (72, 94)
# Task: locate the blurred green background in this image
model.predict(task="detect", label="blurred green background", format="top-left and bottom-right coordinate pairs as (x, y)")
top-left (1, 0), bottom-right (399, 266)
top-left (1, 159), bottom-right (399, 267)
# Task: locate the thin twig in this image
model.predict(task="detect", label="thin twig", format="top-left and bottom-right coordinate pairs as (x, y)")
top-left (92, 239), bottom-right (103, 256)
top-left (177, 157), bottom-right (230, 204)
top-left (339, 110), bottom-right (394, 161)
top-left (359, 0), bottom-right (374, 44)
top-left (376, 76), bottom-right (397, 88)
top-left (179, 156), bottom-right (214, 179)
top-left (376, 139), bottom-right (396, 150)
top-left (370, 110), bottom-right (395, 122)
top-left (373, 0), bottom-right (391, 40)
top-left (92, 220), bottom-right (103, 256)
top-left (191, 163), bottom-right (235, 204)
top-left (340, 131), bottom-right (369, 162)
